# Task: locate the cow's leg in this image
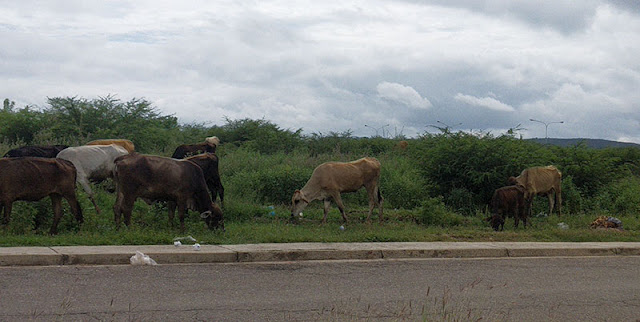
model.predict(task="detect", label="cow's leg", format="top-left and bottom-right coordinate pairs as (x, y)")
top-left (365, 184), bottom-right (384, 223)
top-left (546, 190), bottom-right (556, 217)
top-left (65, 193), bottom-right (84, 225)
top-left (322, 199), bottom-right (331, 224)
top-left (50, 194), bottom-right (63, 235)
top-left (177, 202), bottom-right (187, 231)
top-left (525, 194), bottom-right (534, 217)
top-left (332, 193), bottom-right (348, 223)
top-left (556, 185), bottom-right (562, 216)
top-left (121, 196), bottom-right (136, 227)
top-left (513, 211), bottom-right (520, 229)
top-left (61, 184), bottom-right (83, 225)
top-left (167, 202), bottom-right (177, 227)
top-left (2, 202), bottom-right (12, 226)
top-left (78, 174), bottom-right (101, 214)
top-left (113, 190), bottom-right (124, 228)
top-left (0, 202), bottom-right (7, 225)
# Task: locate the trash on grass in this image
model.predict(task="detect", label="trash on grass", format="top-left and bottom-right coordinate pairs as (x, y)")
top-left (130, 251), bottom-right (157, 266)
top-left (173, 236), bottom-right (197, 243)
top-left (590, 216), bottom-right (623, 230)
top-left (173, 241), bottom-right (182, 247)
top-left (557, 222), bottom-right (569, 229)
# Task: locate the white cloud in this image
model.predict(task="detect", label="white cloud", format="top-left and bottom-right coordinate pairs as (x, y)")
top-left (376, 82), bottom-right (432, 110)
top-left (1, 1), bottom-right (640, 142)
top-left (454, 93), bottom-right (515, 112)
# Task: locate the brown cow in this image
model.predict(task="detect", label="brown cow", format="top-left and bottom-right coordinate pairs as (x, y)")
top-left (508, 165), bottom-right (562, 216)
top-left (184, 153), bottom-right (224, 206)
top-left (394, 140), bottom-right (408, 151)
top-left (487, 185), bottom-right (526, 231)
top-left (0, 157), bottom-right (83, 234)
top-left (113, 153), bottom-right (223, 231)
top-left (171, 136), bottom-right (219, 159)
top-left (291, 157), bottom-right (383, 223)
top-left (86, 139), bottom-right (135, 153)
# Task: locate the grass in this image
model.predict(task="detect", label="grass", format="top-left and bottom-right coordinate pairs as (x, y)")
top-left (1, 197), bottom-right (640, 247)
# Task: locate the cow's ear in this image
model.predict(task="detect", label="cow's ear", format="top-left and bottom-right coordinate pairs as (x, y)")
top-left (200, 211), bottom-right (212, 218)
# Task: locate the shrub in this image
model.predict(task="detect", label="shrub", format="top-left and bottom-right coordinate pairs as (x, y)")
top-left (254, 165), bottom-right (311, 205)
top-left (417, 197), bottom-right (464, 227)
top-left (379, 154), bottom-right (431, 209)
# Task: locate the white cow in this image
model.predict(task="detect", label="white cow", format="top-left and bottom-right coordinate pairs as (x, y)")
top-left (57, 144), bottom-right (129, 213)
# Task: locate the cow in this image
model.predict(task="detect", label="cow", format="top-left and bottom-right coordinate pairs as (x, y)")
top-left (487, 185), bottom-right (526, 231)
top-left (56, 144), bottom-right (130, 214)
top-left (0, 157), bottom-right (83, 234)
top-left (291, 157), bottom-right (383, 224)
top-left (86, 139), bottom-right (135, 153)
top-left (3, 145), bottom-right (69, 158)
top-left (394, 140), bottom-right (409, 151)
top-left (112, 153), bottom-right (224, 231)
top-left (508, 165), bottom-right (562, 216)
top-left (184, 153), bottom-right (224, 206)
top-left (171, 136), bottom-right (219, 159)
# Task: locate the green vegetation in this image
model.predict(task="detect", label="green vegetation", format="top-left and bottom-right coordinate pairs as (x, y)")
top-left (2, 96), bottom-right (640, 246)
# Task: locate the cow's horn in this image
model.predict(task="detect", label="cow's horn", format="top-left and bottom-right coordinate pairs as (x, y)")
top-left (200, 211), bottom-right (212, 218)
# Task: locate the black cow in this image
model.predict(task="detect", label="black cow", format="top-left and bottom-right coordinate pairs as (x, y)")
top-left (113, 153), bottom-right (223, 231)
top-left (487, 185), bottom-right (526, 231)
top-left (3, 145), bottom-right (69, 158)
top-left (184, 153), bottom-right (224, 206)
top-left (0, 157), bottom-right (83, 234)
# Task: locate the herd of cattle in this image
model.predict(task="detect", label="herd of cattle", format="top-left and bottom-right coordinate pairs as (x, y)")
top-left (1, 138), bottom-right (224, 234)
top-left (0, 137), bottom-right (562, 234)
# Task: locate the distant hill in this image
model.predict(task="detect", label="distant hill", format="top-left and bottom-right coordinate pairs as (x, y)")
top-left (527, 138), bottom-right (640, 149)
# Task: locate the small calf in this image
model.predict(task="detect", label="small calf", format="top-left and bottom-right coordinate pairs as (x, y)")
top-left (488, 185), bottom-right (526, 231)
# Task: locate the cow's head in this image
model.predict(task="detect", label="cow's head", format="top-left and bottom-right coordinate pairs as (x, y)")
top-left (200, 202), bottom-right (224, 230)
top-left (507, 176), bottom-right (518, 185)
top-left (291, 190), bottom-right (310, 217)
top-left (486, 214), bottom-right (504, 231)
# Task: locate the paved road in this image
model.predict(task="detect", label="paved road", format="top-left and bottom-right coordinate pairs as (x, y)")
top-left (1, 256), bottom-right (640, 321)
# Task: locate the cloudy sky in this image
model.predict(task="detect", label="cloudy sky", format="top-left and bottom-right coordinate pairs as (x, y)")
top-left (2, 1), bottom-right (639, 142)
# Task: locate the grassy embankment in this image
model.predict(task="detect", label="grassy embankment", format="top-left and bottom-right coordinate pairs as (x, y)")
top-left (1, 147), bottom-right (639, 247)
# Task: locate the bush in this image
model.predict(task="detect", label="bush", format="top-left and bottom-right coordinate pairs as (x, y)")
top-left (417, 197), bottom-right (465, 227)
top-left (379, 154), bottom-right (431, 209)
top-left (255, 166), bottom-right (311, 205)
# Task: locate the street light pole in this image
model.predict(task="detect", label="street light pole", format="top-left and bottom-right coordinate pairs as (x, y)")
top-left (364, 124), bottom-right (390, 137)
top-left (529, 118), bottom-right (564, 145)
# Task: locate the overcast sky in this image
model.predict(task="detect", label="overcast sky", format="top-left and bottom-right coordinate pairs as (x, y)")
top-left (2, 1), bottom-right (639, 142)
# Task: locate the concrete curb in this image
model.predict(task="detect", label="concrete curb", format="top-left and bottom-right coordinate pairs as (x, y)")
top-left (1, 242), bottom-right (640, 266)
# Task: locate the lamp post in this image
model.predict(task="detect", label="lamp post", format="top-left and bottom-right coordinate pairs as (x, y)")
top-left (529, 118), bottom-right (564, 145)
top-left (364, 124), bottom-right (390, 137)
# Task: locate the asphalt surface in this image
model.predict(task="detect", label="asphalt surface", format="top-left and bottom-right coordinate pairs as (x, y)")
top-left (2, 241), bottom-right (640, 266)
top-left (4, 256), bottom-right (640, 321)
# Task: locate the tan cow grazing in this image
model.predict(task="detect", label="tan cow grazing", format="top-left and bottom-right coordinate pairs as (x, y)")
top-left (86, 139), bottom-right (135, 153)
top-left (508, 165), bottom-right (562, 216)
top-left (291, 157), bottom-right (383, 224)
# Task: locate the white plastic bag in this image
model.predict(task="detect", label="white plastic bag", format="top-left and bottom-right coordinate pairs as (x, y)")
top-left (130, 251), bottom-right (158, 265)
